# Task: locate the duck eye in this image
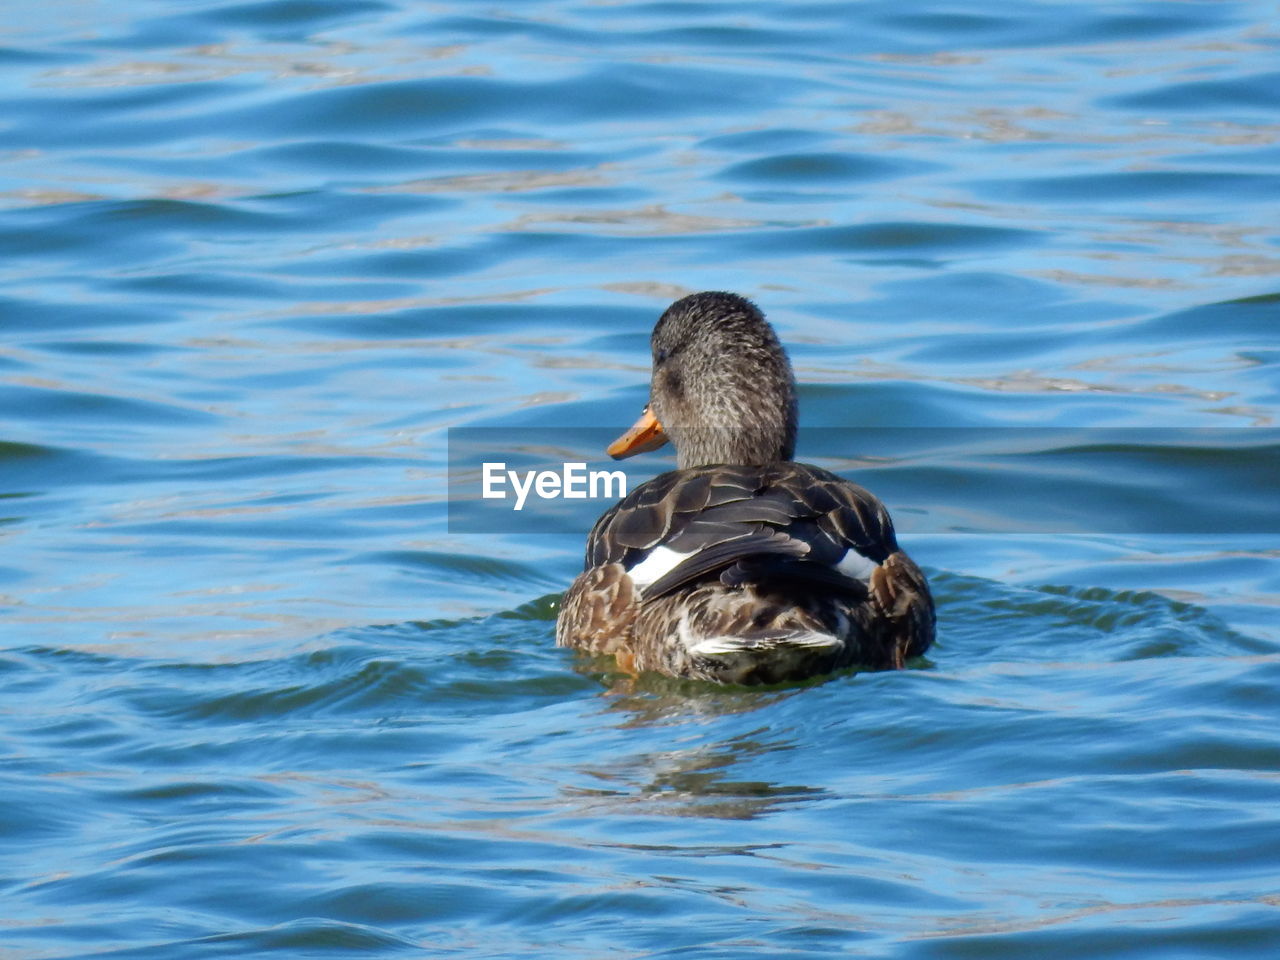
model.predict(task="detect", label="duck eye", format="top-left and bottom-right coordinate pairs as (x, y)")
top-left (654, 348), bottom-right (669, 365)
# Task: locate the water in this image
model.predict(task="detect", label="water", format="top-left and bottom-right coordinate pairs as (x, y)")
top-left (2, 1), bottom-right (1279, 956)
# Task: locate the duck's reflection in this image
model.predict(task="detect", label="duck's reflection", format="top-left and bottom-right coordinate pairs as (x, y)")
top-left (565, 659), bottom-right (834, 820)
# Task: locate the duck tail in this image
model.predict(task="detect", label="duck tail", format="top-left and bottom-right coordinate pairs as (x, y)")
top-left (687, 629), bottom-right (842, 657)
top-left (681, 624), bottom-right (845, 685)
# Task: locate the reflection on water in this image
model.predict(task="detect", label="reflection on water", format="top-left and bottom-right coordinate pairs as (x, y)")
top-left (574, 728), bottom-right (826, 822)
top-left (564, 658), bottom-right (826, 819)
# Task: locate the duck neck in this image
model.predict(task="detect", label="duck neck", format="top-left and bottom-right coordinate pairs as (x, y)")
top-left (670, 408), bottom-right (797, 469)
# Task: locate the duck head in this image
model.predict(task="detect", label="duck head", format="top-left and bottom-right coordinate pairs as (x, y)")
top-left (608, 292), bottom-right (798, 469)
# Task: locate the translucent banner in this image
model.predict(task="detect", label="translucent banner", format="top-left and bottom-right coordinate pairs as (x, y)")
top-left (447, 427), bottom-right (1280, 535)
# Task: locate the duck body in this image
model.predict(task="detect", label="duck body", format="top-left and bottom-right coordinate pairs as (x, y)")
top-left (556, 292), bottom-right (934, 684)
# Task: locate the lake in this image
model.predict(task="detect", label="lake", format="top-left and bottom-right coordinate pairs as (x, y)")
top-left (2, 1), bottom-right (1278, 957)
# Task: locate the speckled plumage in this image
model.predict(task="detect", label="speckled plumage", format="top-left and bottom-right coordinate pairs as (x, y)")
top-left (556, 292), bottom-right (935, 684)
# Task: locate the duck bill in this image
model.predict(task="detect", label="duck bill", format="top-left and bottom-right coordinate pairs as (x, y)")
top-left (607, 406), bottom-right (668, 459)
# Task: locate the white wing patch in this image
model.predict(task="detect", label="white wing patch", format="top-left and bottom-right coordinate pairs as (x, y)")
top-left (835, 549), bottom-right (879, 582)
top-left (626, 545), bottom-right (692, 590)
top-left (632, 546), bottom-right (878, 591)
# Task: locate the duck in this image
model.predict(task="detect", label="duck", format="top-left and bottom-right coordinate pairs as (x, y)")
top-left (556, 291), bottom-right (934, 684)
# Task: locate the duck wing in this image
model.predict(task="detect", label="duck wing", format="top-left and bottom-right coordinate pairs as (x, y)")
top-left (584, 462), bottom-right (900, 601)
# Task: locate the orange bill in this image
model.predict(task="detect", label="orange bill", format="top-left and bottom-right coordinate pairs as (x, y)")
top-left (607, 405), bottom-right (668, 459)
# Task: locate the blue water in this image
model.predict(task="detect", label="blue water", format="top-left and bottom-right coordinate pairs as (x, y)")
top-left (3, 1), bottom-right (1279, 956)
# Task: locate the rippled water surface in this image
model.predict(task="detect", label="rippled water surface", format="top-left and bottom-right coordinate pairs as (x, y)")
top-left (3, 1), bottom-right (1280, 956)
